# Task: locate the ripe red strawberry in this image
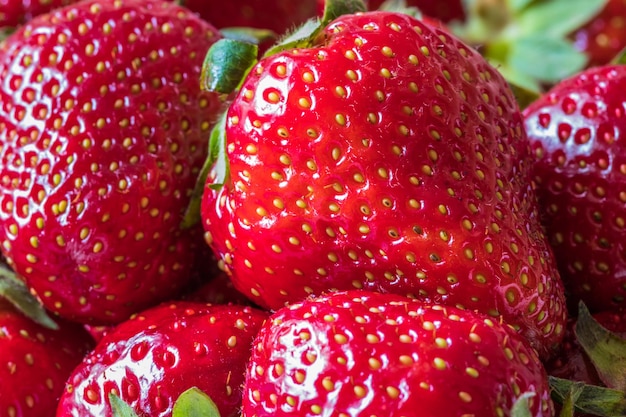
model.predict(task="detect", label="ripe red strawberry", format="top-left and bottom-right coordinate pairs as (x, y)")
top-left (57, 301), bottom-right (269, 417)
top-left (0, 298), bottom-right (94, 417)
top-left (243, 290), bottom-right (554, 416)
top-left (200, 8), bottom-right (567, 357)
top-left (523, 64), bottom-right (626, 314)
top-left (0, 0), bottom-right (224, 324)
top-left (0, 0), bottom-right (80, 28)
top-left (571, 0), bottom-right (626, 68)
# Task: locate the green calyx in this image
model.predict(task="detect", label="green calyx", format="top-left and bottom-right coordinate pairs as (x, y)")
top-left (0, 264), bottom-right (58, 330)
top-left (451, 0), bottom-right (609, 93)
top-left (110, 387), bottom-right (221, 417)
top-left (181, 0), bottom-right (367, 229)
top-left (548, 302), bottom-right (626, 417)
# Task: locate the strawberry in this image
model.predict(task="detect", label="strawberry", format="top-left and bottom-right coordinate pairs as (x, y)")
top-left (0, 0), bottom-right (80, 28)
top-left (57, 301), bottom-right (269, 417)
top-left (243, 290), bottom-right (554, 416)
top-left (199, 5), bottom-right (567, 357)
top-left (570, 0), bottom-right (626, 68)
top-left (523, 64), bottom-right (626, 314)
top-left (0, 297), bottom-right (94, 417)
top-left (0, 0), bottom-right (224, 324)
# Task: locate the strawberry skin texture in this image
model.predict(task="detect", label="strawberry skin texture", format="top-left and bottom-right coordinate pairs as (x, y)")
top-left (0, 0), bottom-right (223, 324)
top-left (0, 299), bottom-right (94, 417)
top-left (201, 11), bottom-right (566, 356)
top-left (243, 290), bottom-right (554, 417)
top-left (57, 301), bottom-right (269, 417)
top-left (523, 65), bottom-right (626, 314)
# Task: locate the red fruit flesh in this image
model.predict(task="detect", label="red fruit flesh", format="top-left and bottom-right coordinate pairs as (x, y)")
top-left (243, 290), bottom-right (554, 417)
top-left (201, 11), bottom-right (566, 357)
top-left (0, 299), bottom-right (94, 417)
top-left (523, 65), bottom-right (626, 314)
top-left (0, 0), bottom-right (223, 324)
top-left (57, 301), bottom-right (269, 417)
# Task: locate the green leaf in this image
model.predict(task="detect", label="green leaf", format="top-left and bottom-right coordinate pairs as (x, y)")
top-left (575, 301), bottom-right (626, 391)
top-left (0, 265), bottom-right (58, 330)
top-left (515, 0), bottom-right (608, 39)
top-left (172, 387), bottom-right (221, 417)
top-left (181, 111), bottom-right (230, 229)
top-left (201, 38), bottom-right (258, 95)
top-left (109, 393), bottom-right (140, 417)
top-left (506, 35), bottom-right (588, 83)
top-left (507, 81), bottom-right (541, 109)
top-left (511, 392), bottom-right (535, 417)
top-left (550, 376), bottom-right (626, 416)
top-left (220, 27), bottom-right (277, 45)
top-left (557, 382), bottom-right (578, 417)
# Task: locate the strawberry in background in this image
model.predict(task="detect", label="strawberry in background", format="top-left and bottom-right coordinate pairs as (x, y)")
top-left (570, 0), bottom-right (626, 68)
top-left (0, 0), bottom-right (224, 325)
top-left (0, 0), bottom-right (79, 28)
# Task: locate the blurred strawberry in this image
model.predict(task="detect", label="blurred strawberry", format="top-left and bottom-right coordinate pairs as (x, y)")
top-left (0, 0), bottom-right (80, 28)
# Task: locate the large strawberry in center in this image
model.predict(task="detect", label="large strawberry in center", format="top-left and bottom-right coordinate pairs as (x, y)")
top-left (200, 5), bottom-right (567, 356)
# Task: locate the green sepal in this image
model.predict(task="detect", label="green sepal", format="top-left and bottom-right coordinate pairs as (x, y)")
top-left (320, 0), bottom-right (367, 23)
top-left (549, 376), bottom-right (626, 417)
top-left (109, 393), bottom-right (140, 417)
top-left (575, 301), bottom-right (626, 391)
top-left (0, 264), bottom-right (58, 330)
top-left (201, 38), bottom-right (258, 95)
top-left (181, 111), bottom-right (230, 229)
top-left (220, 27), bottom-right (277, 45)
top-left (510, 392), bottom-right (535, 417)
top-left (172, 387), bottom-right (221, 417)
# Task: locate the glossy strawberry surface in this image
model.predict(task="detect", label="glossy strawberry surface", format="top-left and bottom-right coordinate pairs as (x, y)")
top-left (243, 290), bottom-right (554, 416)
top-left (0, 0), bottom-right (223, 324)
top-left (0, 299), bottom-right (94, 417)
top-left (57, 301), bottom-right (269, 417)
top-left (201, 11), bottom-right (566, 357)
top-left (524, 65), bottom-right (626, 314)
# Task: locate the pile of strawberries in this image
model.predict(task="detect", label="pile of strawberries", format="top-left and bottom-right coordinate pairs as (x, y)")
top-left (1, 0), bottom-right (626, 416)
